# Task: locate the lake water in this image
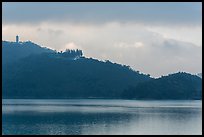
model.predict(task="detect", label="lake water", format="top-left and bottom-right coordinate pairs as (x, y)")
top-left (2, 99), bottom-right (202, 135)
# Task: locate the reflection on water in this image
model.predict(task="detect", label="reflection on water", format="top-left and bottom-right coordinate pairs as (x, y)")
top-left (2, 99), bottom-right (202, 135)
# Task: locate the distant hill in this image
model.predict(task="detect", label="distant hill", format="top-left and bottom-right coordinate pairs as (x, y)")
top-left (122, 72), bottom-right (202, 100)
top-left (2, 41), bottom-right (202, 100)
top-left (2, 41), bottom-right (54, 65)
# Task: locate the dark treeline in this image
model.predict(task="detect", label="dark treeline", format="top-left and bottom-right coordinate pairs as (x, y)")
top-left (56, 49), bottom-right (83, 58)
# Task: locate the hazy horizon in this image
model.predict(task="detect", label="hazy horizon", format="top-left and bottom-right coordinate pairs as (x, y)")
top-left (2, 2), bottom-right (202, 77)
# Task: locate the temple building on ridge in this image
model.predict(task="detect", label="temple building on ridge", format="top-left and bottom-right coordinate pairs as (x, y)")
top-left (16, 35), bottom-right (19, 43)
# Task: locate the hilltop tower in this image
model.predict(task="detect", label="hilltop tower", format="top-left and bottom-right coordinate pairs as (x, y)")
top-left (16, 35), bottom-right (19, 43)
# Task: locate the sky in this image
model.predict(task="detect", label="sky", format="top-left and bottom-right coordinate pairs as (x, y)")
top-left (2, 2), bottom-right (202, 77)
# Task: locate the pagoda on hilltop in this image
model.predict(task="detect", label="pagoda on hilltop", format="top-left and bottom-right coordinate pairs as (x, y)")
top-left (16, 35), bottom-right (19, 43)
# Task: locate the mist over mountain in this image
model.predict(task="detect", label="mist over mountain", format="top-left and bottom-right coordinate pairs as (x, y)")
top-left (197, 73), bottom-right (202, 78)
top-left (2, 40), bottom-right (202, 99)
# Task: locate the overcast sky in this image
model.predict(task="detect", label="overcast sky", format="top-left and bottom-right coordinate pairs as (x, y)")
top-left (2, 2), bottom-right (202, 77)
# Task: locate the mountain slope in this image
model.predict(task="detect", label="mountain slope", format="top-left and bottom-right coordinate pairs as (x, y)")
top-left (2, 41), bottom-right (54, 65)
top-left (2, 52), bottom-right (151, 99)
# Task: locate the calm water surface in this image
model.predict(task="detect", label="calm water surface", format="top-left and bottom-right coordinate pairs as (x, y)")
top-left (2, 99), bottom-right (202, 135)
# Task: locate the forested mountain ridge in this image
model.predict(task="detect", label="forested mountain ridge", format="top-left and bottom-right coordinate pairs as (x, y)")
top-left (2, 41), bottom-right (54, 65)
top-left (2, 41), bottom-right (202, 99)
top-left (2, 52), bottom-right (151, 99)
top-left (2, 41), bottom-right (151, 98)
